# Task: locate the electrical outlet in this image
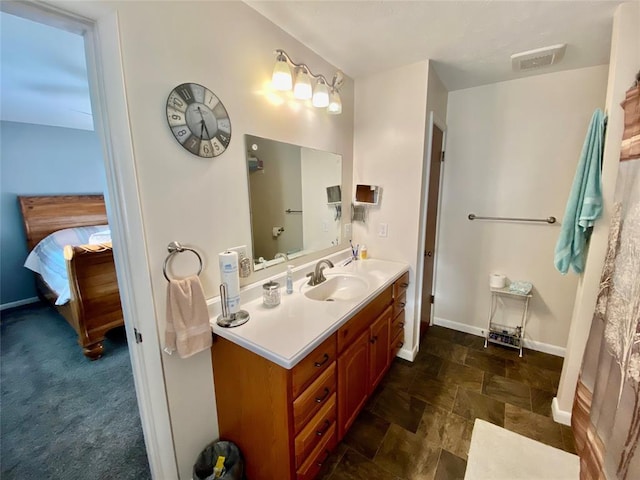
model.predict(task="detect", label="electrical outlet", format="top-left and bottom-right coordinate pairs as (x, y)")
top-left (322, 221), bottom-right (329, 232)
top-left (378, 223), bottom-right (388, 238)
top-left (227, 245), bottom-right (248, 261)
top-left (343, 223), bottom-right (352, 238)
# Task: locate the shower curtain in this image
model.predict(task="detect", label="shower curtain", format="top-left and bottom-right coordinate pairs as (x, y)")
top-left (572, 83), bottom-right (639, 479)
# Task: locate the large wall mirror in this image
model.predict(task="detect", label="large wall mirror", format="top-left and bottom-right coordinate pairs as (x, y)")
top-left (245, 134), bottom-right (343, 270)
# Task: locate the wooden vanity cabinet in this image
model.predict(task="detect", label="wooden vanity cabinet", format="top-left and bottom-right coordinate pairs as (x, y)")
top-left (336, 286), bottom-right (394, 440)
top-left (211, 271), bottom-right (409, 480)
top-left (391, 271), bottom-right (409, 357)
top-left (211, 334), bottom-right (337, 480)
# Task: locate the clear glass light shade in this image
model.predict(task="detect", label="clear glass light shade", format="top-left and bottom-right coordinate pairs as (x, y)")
top-left (293, 68), bottom-right (313, 100)
top-left (312, 80), bottom-right (330, 108)
top-left (327, 89), bottom-right (342, 114)
top-left (272, 57), bottom-right (292, 91)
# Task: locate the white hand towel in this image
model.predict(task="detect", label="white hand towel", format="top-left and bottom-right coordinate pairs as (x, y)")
top-left (165, 275), bottom-right (211, 359)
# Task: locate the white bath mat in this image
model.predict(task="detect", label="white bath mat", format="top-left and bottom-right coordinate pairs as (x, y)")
top-left (464, 419), bottom-right (579, 480)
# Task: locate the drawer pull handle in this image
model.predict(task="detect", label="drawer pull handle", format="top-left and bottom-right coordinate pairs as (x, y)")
top-left (315, 387), bottom-right (330, 403)
top-left (316, 419), bottom-right (331, 437)
top-left (400, 282), bottom-right (409, 288)
top-left (398, 302), bottom-right (406, 308)
top-left (370, 335), bottom-right (378, 344)
top-left (314, 353), bottom-right (330, 368)
top-left (317, 449), bottom-right (331, 467)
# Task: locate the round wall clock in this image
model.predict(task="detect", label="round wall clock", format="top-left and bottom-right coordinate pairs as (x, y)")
top-left (166, 83), bottom-right (231, 158)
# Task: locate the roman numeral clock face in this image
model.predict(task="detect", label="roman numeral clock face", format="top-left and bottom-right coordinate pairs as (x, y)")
top-left (166, 83), bottom-right (231, 158)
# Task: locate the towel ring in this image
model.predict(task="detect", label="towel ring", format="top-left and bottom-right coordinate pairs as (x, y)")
top-left (163, 241), bottom-right (203, 282)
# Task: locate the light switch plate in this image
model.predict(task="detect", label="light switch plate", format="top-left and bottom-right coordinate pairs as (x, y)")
top-left (378, 223), bottom-right (388, 237)
top-left (343, 223), bottom-right (352, 239)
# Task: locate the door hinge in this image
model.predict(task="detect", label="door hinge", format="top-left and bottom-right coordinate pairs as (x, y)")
top-left (430, 294), bottom-right (435, 304)
top-left (441, 151), bottom-right (445, 162)
top-left (134, 328), bottom-right (143, 344)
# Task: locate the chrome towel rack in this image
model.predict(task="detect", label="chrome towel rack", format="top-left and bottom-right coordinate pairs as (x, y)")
top-left (468, 213), bottom-right (557, 224)
top-left (163, 241), bottom-right (203, 281)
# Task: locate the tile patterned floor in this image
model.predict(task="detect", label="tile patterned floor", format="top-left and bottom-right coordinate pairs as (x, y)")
top-left (318, 325), bottom-right (576, 480)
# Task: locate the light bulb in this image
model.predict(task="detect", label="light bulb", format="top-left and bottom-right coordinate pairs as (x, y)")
top-left (272, 54), bottom-right (292, 91)
top-left (293, 67), bottom-right (312, 100)
top-left (327, 89), bottom-right (342, 114)
top-left (312, 79), bottom-right (330, 108)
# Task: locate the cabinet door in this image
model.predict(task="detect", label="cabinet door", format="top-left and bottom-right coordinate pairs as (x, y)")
top-left (369, 306), bottom-right (391, 392)
top-left (337, 329), bottom-right (369, 440)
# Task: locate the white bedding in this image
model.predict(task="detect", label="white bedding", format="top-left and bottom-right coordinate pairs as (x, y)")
top-left (24, 225), bottom-right (111, 305)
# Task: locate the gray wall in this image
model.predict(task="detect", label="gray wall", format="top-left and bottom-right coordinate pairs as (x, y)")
top-left (0, 121), bottom-right (105, 306)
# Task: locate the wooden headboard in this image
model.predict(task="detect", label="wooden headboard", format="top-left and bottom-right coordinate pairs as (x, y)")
top-left (18, 195), bottom-right (108, 251)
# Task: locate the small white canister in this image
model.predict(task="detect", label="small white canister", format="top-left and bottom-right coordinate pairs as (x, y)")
top-left (490, 273), bottom-right (506, 289)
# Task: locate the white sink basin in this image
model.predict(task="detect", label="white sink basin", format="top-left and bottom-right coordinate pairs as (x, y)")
top-left (304, 275), bottom-right (369, 302)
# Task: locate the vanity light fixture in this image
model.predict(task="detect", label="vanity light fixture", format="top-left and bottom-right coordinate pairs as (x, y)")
top-left (293, 66), bottom-right (313, 100)
top-left (271, 49), bottom-right (343, 114)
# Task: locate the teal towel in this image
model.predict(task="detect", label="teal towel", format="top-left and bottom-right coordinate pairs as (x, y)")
top-left (554, 109), bottom-right (606, 274)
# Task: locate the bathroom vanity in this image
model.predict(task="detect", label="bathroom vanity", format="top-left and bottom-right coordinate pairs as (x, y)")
top-left (210, 259), bottom-right (409, 480)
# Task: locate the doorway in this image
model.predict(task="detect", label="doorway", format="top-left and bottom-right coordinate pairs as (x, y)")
top-left (0, 2), bottom-right (176, 478)
top-left (417, 113), bottom-right (446, 338)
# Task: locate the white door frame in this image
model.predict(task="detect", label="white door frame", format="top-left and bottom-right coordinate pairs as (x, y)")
top-left (414, 111), bottom-right (447, 349)
top-left (1, 1), bottom-right (177, 477)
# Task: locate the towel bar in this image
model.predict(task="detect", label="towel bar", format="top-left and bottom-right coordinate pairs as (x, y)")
top-left (468, 213), bottom-right (557, 224)
top-left (163, 241), bottom-right (203, 281)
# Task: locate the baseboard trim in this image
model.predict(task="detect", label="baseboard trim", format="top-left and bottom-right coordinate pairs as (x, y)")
top-left (0, 297), bottom-right (39, 312)
top-left (396, 344), bottom-right (418, 362)
top-left (432, 317), bottom-right (566, 357)
top-left (552, 397), bottom-right (572, 426)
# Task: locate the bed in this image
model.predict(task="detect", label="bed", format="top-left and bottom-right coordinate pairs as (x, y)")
top-left (19, 194), bottom-right (124, 360)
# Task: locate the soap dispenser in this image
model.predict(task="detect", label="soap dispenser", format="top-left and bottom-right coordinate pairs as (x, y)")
top-left (286, 265), bottom-right (294, 294)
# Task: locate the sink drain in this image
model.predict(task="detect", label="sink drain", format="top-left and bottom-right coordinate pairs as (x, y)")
top-left (325, 298), bottom-right (335, 302)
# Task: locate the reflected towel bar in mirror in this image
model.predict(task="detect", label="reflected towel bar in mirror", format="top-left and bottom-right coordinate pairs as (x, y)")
top-left (468, 213), bottom-right (557, 224)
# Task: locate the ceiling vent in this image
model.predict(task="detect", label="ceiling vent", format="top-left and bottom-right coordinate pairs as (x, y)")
top-left (511, 44), bottom-right (567, 71)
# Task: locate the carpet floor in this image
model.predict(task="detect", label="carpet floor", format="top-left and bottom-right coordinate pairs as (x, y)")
top-left (1, 302), bottom-right (150, 479)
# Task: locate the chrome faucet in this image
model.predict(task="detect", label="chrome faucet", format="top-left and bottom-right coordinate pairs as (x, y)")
top-left (274, 252), bottom-right (289, 261)
top-left (307, 259), bottom-right (334, 286)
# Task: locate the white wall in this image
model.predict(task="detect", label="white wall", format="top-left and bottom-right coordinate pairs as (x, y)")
top-left (0, 121), bottom-right (105, 305)
top-left (426, 62), bottom-right (448, 122)
top-left (555, 1), bottom-right (640, 420)
top-left (51, 1), bottom-right (354, 478)
top-left (353, 60), bottom-right (429, 359)
top-left (435, 65), bottom-right (608, 352)
top-left (301, 148), bottom-right (342, 252)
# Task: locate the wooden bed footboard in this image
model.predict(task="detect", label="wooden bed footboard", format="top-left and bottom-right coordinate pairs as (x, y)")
top-left (65, 244), bottom-right (124, 360)
top-left (18, 194), bottom-right (124, 360)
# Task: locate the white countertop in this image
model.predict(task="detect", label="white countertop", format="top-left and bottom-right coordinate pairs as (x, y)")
top-left (210, 258), bottom-right (409, 369)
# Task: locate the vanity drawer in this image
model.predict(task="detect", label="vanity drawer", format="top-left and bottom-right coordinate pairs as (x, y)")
top-left (338, 286), bottom-right (392, 353)
top-left (294, 393), bottom-right (336, 469)
top-left (293, 362), bottom-right (336, 435)
top-left (393, 291), bottom-right (407, 319)
top-left (393, 271), bottom-right (410, 299)
top-left (292, 334), bottom-right (337, 399)
top-left (391, 329), bottom-right (405, 358)
top-left (391, 309), bottom-right (406, 340)
top-left (296, 422), bottom-right (337, 480)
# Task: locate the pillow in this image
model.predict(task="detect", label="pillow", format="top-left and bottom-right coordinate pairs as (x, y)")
top-left (24, 225), bottom-right (109, 305)
top-left (89, 229), bottom-right (111, 245)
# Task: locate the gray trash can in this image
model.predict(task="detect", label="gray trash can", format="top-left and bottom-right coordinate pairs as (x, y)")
top-left (193, 440), bottom-right (245, 480)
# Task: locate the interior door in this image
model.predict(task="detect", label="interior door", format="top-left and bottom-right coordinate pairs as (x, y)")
top-left (421, 124), bottom-right (444, 327)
